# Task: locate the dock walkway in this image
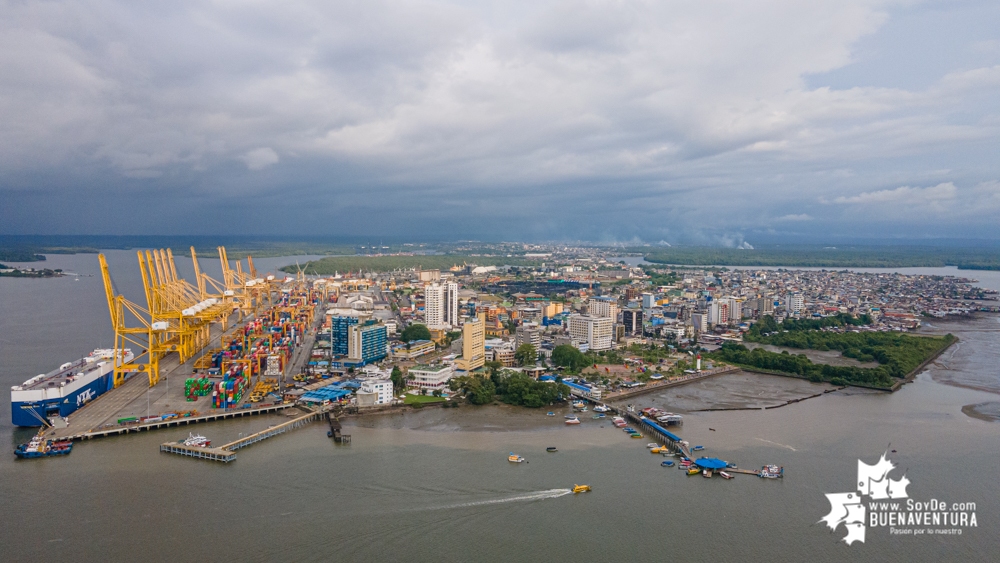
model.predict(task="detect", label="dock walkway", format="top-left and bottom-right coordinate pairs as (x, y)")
top-left (160, 406), bottom-right (326, 463)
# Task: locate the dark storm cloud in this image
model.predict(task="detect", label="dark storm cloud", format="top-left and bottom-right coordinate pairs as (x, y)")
top-left (1, 0), bottom-right (999, 242)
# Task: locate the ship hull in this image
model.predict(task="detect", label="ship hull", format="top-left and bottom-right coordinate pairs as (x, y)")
top-left (11, 371), bottom-right (115, 427)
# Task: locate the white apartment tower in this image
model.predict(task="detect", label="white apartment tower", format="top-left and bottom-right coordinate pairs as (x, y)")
top-left (445, 282), bottom-right (459, 326)
top-left (786, 292), bottom-right (804, 315)
top-left (424, 283), bottom-right (445, 328)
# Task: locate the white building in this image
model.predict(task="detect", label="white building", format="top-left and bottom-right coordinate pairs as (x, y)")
top-left (408, 364), bottom-right (454, 392)
top-left (588, 296), bottom-right (619, 320)
top-left (786, 292), bottom-right (804, 314)
top-left (567, 314), bottom-right (613, 351)
top-left (445, 282), bottom-right (459, 327)
top-left (424, 283), bottom-right (446, 328)
top-left (641, 293), bottom-right (656, 309)
top-left (357, 378), bottom-right (393, 405)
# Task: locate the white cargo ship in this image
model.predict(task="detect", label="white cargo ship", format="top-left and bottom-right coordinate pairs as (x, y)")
top-left (11, 349), bottom-right (133, 427)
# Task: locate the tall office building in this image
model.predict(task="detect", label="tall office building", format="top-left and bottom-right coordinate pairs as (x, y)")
top-left (622, 309), bottom-right (643, 335)
top-left (567, 314), bottom-right (613, 351)
top-left (424, 283), bottom-right (445, 328)
top-left (455, 317), bottom-right (485, 371)
top-left (347, 321), bottom-right (388, 365)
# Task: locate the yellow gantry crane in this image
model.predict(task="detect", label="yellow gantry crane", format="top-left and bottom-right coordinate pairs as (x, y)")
top-left (100, 248), bottom-right (237, 389)
top-left (100, 254), bottom-right (160, 387)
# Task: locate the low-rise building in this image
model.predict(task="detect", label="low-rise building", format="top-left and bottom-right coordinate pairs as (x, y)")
top-left (357, 378), bottom-right (393, 406)
top-left (408, 364), bottom-right (454, 392)
top-left (391, 339), bottom-right (435, 359)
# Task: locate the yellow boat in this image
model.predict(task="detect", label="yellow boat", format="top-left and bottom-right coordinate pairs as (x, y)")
top-left (651, 446), bottom-right (667, 454)
top-left (572, 484), bottom-right (591, 493)
top-left (687, 468), bottom-right (701, 475)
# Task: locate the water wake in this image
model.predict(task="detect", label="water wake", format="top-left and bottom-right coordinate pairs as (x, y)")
top-left (755, 437), bottom-right (797, 451)
top-left (421, 488), bottom-right (573, 512)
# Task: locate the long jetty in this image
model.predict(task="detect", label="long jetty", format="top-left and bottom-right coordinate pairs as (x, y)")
top-left (159, 407), bottom-right (326, 463)
top-left (59, 402), bottom-right (295, 441)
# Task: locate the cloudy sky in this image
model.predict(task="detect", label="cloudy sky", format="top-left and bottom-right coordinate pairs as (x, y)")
top-left (2, 0), bottom-right (998, 244)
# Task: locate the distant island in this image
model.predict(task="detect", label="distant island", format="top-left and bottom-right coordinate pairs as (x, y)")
top-left (0, 263), bottom-right (64, 278)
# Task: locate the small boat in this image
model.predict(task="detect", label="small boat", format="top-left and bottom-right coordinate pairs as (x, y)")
top-left (508, 452), bottom-right (525, 463)
top-left (572, 401), bottom-right (585, 409)
top-left (183, 433), bottom-right (211, 448)
top-left (546, 447), bottom-right (558, 452)
top-left (719, 471), bottom-right (733, 479)
top-left (572, 484), bottom-right (591, 493)
top-left (687, 468), bottom-right (701, 475)
top-left (630, 433), bottom-right (643, 438)
top-left (546, 412), bottom-right (555, 416)
top-left (565, 417), bottom-right (581, 425)
top-left (709, 428), bottom-right (716, 431)
top-left (592, 415), bottom-right (602, 419)
top-left (727, 462), bottom-right (738, 469)
top-left (14, 434), bottom-right (73, 459)
top-left (702, 469), bottom-right (712, 478)
top-left (593, 405), bottom-right (609, 413)
top-left (692, 445), bottom-right (704, 451)
top-left (565, 414), bottom-right (578, 419)
top-left (891, 449), bottom-right (897, 453)
top-left (662, 460), bottom-right (674, 467)
top-left (646, 443), bottom-right (658, 449)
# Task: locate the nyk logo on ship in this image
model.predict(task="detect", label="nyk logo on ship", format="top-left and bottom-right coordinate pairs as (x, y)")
top-left (820, 452), bottom-right (977, 545)
top-left (76, 388), bottom-right (95, 406)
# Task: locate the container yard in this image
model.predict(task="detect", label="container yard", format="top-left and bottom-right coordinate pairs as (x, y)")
top-left (33, 246), bottom-right (330, 447)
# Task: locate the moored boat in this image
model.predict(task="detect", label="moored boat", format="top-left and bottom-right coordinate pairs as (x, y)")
top-left (565, 417), bottom-right (581, 425)
top-left (182, 433), bottom-right (211, 448)
top-left (14, 434), bottom-right (73, 459)
top-left (662, 460), bottom-right (674, 467)
top-left (687, 468), bottom-right (701, 475)
top-left (508, 452), bottom-right (525, 463)
top-left (719, 471), bottom-right (733, 479)
top-left (546, 447), bottom-right (558, 452)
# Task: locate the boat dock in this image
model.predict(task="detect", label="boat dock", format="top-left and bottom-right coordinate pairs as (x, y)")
top-left (160, 407), bottom-right (326, 463)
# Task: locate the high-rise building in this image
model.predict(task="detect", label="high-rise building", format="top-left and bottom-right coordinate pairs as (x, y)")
top-left (330, 314), bottom-right (365, 355)
top-left (758, 296), bottom-right (774, 315)
top-left (347, 320), bottom-right (388, 365)
top-left (567, 314), bottom-right (613, 351)
top-left (445, 282), bottom-right (459, 326)
top-left (622, 309), bottom-right (643, 335)
top-left (455, 317), bottom-right (485, 371)
top-left (641, 293), bottom-right (656, 309)
top-left (516, 325), bottom-right (541, 349)
top-left (786, 292), bottom-right (804, 314)
top-left (424, 283), bottom-right (445, 328)
top-left (588, 296), bottom-right (619, 320)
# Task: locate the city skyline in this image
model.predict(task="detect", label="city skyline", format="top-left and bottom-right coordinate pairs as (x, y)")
top-left (2, 1), bottom-right (999, 243)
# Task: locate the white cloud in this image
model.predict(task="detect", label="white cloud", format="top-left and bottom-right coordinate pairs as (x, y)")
top-left (239, 148), bottom-right (279, 170)
top-left (832, 182), bottom-right (956, 204)
top-left (0, 0), bottom-right (998, 239)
